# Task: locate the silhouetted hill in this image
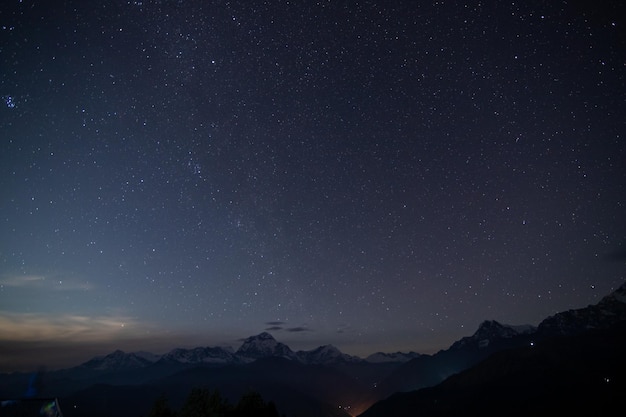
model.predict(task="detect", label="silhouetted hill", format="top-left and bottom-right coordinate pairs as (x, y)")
top-left (5, 283), bottom-right (625, 417)
top-left (60, 358), bottom-right (358, 417)
top-left (236, 332), bottom-right (299, 362)
top-left (369, 319), bottom-right (536, 402)
top-left (367, 282), bottom-right (626, 404)
top-left (537, 281), bottom-right (626, 337)
top-left (359, 322), bottom-right (626, 417)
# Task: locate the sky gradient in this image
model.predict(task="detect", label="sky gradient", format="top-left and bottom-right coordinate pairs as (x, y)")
top-left (1, 0), bottom-right (625, 372)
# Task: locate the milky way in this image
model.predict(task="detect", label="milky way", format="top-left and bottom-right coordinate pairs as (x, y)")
top-left (1, 0), bottom-right (625, 372)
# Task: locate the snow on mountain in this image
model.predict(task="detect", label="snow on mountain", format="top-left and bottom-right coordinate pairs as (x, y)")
top-left (607, 282), bottom-right (626, 304)
top-left (133, 351), bottom-right (162, 363)
top-left (72, 334), bottom-right (416, 372)
top-left (79, 350), bottom-right (155, 371)
top-left (537, 282), bottom-right (626, 337)
top-left (160, 346), bottom-right (237, 365)
top-left (297, 344), bottom-right (362, 364)
top-left (449, 320), bottom-right (536, 350)
top-left (76, 282), bottom-right (626, 371)
top-left (52, 281), bottom-right (626, 391)
top-left (507, 324), bottom-right (536, 334)
top-left (235, 332), bottom-right (298, 361)
top-left (365, 351), bottom-right (421, 363)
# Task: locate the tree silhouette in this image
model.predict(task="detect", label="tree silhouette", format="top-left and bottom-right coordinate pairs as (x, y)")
top-left (179, 388), bottom-right (229, 417)
top-left (232, 391), bottom-right (280, 417)
top-left (147, 393), bottom-right (176, 417)
top-left (148, 388), bottom-right (283, 417)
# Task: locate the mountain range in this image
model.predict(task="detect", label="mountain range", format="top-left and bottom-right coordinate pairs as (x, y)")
top-left (360, 282), bottom-right (626, 416)
top-left (63, 332), bottom-right (375, 376)
top-left (1, 282), bottom-right (625, 417)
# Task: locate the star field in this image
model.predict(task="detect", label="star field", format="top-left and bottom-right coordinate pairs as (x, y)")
top-left (1, 0), bottom-right (625, 372)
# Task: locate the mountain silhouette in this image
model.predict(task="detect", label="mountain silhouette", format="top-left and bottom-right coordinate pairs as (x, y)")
top-left (2, 283), bottom-right (624, 417)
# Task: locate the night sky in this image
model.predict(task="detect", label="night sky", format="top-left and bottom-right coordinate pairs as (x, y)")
top-left (1, 0), bottom-right (625, 372)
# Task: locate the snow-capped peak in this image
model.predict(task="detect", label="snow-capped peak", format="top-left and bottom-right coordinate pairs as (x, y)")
top-left (537, 282), bottom-right (626, 337)
top-left (450, 320), bottom-right (536, 350)
top-left (160, 346), bottom-right (236, 364)
top-left (133, 351), bottom-right (162, 363)
top-left (474, 320), bottom-right (534, 339)
top-left (296, 344), bottom-right (361, 364)
top-left (79, 350), bottom-right (155, 371)
top-left (599, 282), bottom-right (626, 305)
top-left (236, 332), bottom-right (296, 360)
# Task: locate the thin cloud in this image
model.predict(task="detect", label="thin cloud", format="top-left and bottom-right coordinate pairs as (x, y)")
top-left (336, 323), bottom-right (351, 334)
top-left (264, 321), bottom-right (285, 331)
top-left (0, 327), bottom-right (202, 373)
top-left (286, 326), bottom-right (312, 333)
top-left (265, 321), bottom-right (285, 326)
top-left (0, 312), bottom-right (139, 342)
top-left (0, 275), bottom-right (47, 287)
top-left (0, 274), bottom-right (93, 291)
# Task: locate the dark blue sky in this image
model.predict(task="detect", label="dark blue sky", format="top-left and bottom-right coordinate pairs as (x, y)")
top-left (1, 0), bottom-right (625, 372)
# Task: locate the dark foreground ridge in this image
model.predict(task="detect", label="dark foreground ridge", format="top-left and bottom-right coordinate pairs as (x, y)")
top-left (359, 321), bottom-right (626, 417)
top-left (1, 283), bottom-right (624, 417)
top-left (360, 282), bottom-right (626, 416)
